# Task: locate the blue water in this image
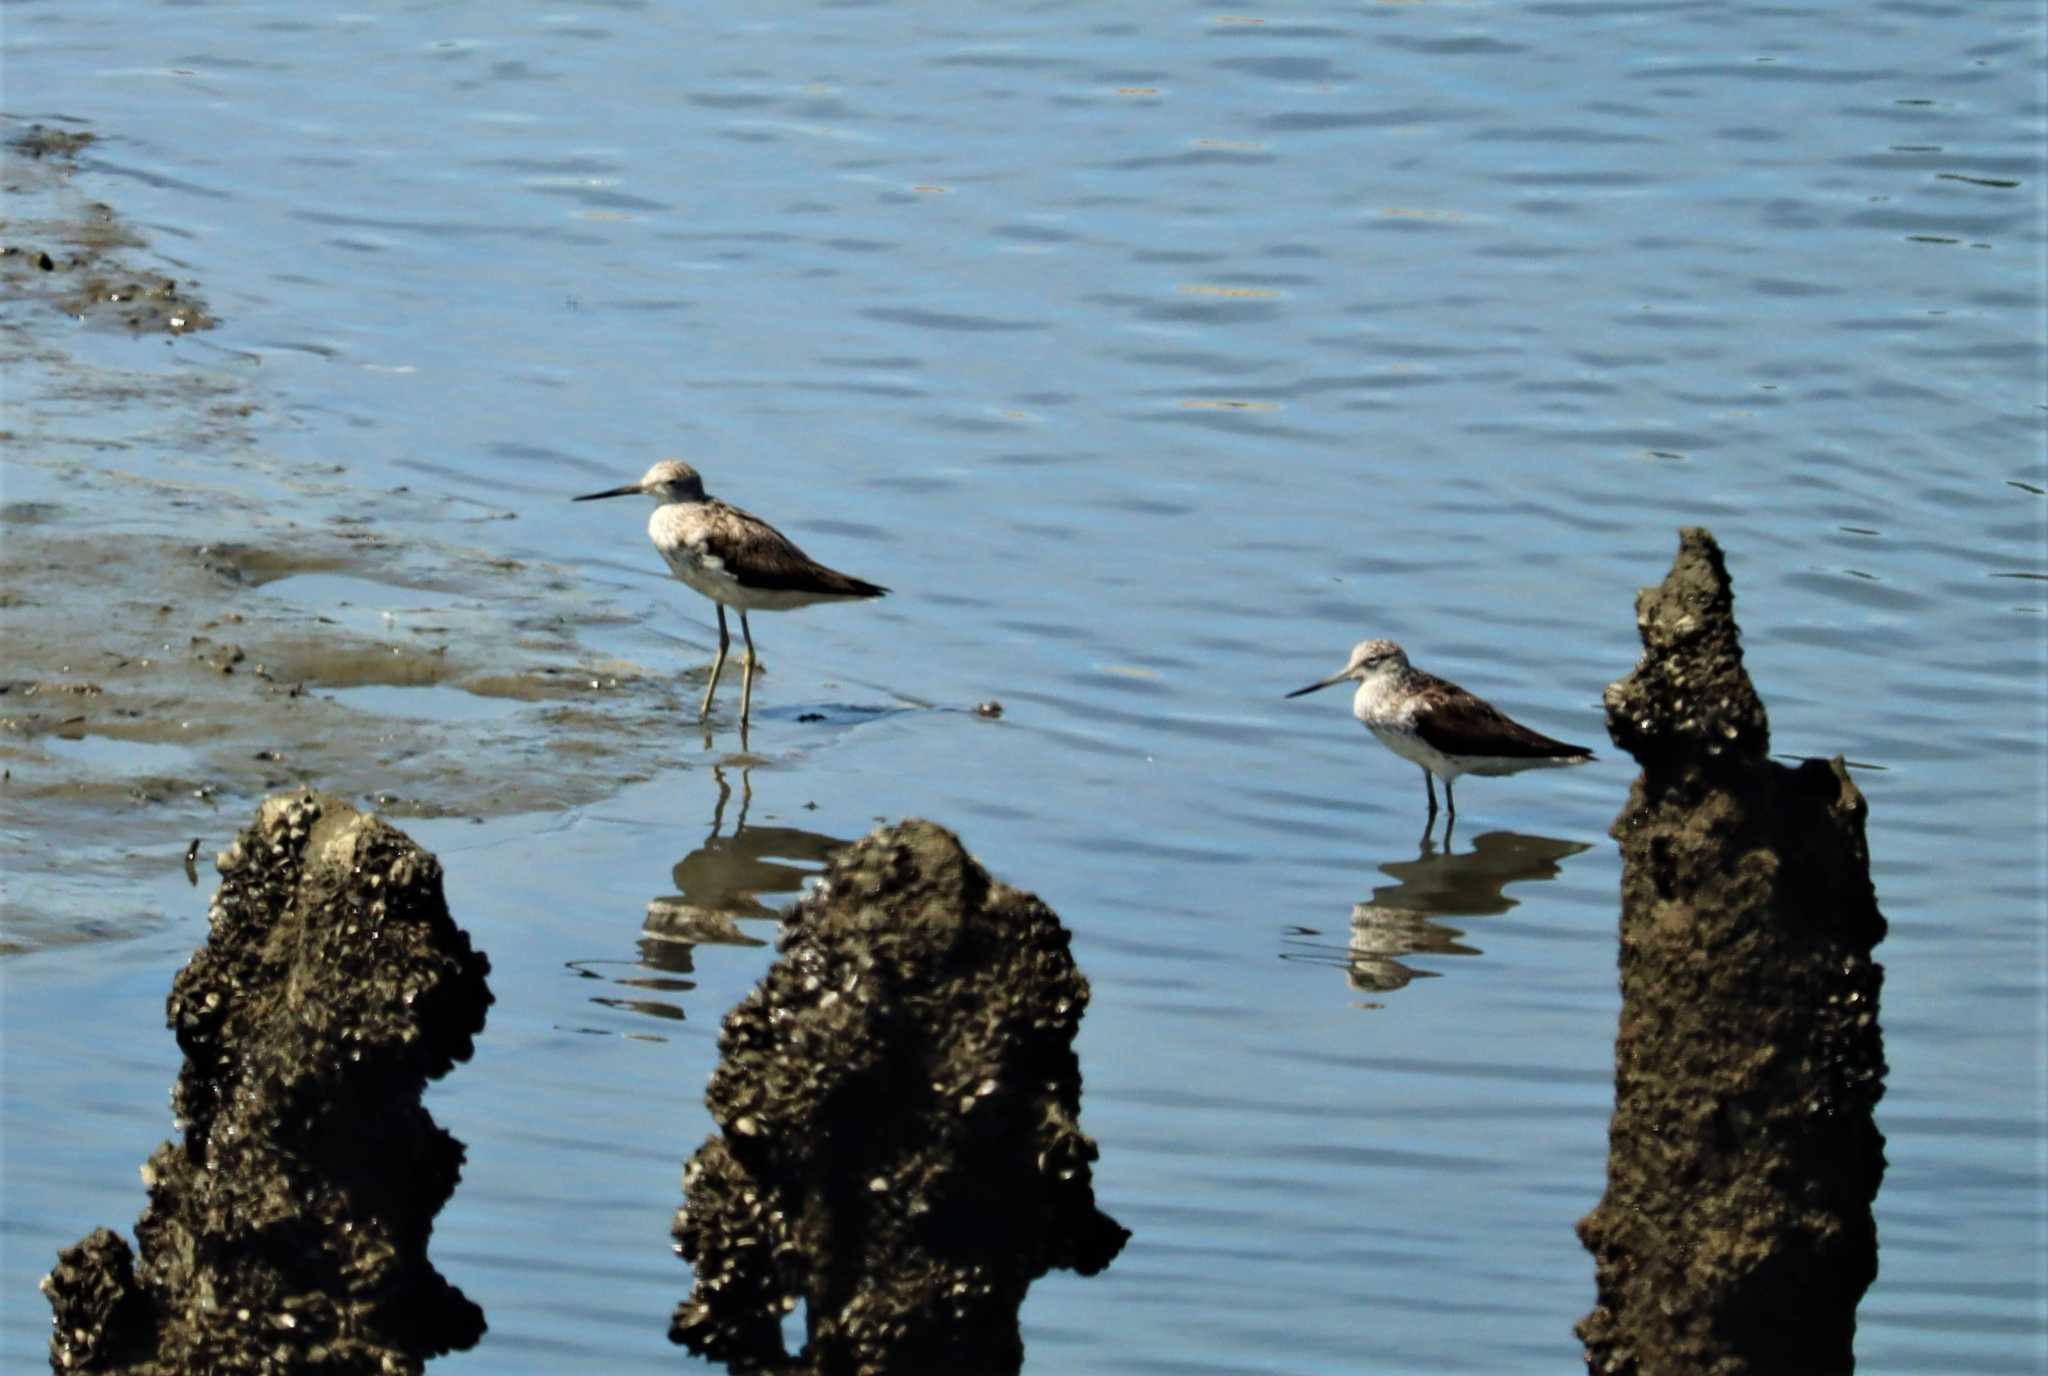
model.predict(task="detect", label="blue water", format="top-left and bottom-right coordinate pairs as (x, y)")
top-left (3, 2), bottom-right (2043, 1371)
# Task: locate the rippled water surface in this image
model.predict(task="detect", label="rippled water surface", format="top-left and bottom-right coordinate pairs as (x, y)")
top-left (4, 2), bottom-right (2043, 1371)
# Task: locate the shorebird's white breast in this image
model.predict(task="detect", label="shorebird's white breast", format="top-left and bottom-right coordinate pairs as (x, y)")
top-left (1352, 678), bottom-right (1455, 776)
top-left (1350, 675), bottom-right (1471, 782)
top-left (1349, 675), bottom-right (1410, 732)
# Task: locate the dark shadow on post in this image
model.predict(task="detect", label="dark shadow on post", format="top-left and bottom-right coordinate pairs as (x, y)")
top-left (670, 819), bottom-right (1129, 1376)
top-left (1577, 529), bottom-right (1888, 1375)
top-left (41, 791), bottom-right (491, 1373)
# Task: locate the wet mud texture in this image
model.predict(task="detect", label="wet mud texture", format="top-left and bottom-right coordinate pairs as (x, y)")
top-left (1577, 529), bottom-right (1888, 1376)
top-left (41, 792), bottom-right (491, 1374)
top-left (671, 820), bottom-right (1128, 1376)
top-left (0, 465), bottom-right (666, 947)
top-left (1, 121), bottom-right (214, 335)
top-left (2, 114), bottom-right (686, 949)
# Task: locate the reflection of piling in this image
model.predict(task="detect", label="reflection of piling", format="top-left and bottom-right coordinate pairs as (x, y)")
top-left (671, 820), bottom-right (1128, 1376)
top-left (42, 791), bottom-right (491, 1373)
top-left (1577, 530), bottom-right (1888, 1375)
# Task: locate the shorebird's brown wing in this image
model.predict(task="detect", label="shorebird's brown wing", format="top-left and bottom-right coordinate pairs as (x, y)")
top-left (697, 502), bottom-right (888, 598)
top-left (1410, 676), bottom-right (1593, 760)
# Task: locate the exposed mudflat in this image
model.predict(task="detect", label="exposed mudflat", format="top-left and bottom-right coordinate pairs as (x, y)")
top-left (0, 121), bottom-right (733, 950)
top-left (1, 122), bottom-right (213, 337)
top-left (0, 499), bottom-right (707, 947)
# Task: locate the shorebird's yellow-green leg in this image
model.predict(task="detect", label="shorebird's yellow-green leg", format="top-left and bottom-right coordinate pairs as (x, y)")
top-left (738, 611), bottom-right (757, 741)
top-left (701, 604), bottom-right (729, 719)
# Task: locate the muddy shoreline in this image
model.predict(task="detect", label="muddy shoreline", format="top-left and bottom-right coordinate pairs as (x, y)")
top-left (0, 119), bottom-right (704, 949)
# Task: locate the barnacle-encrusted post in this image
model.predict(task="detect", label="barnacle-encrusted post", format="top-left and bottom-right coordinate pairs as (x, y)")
top-left (42, 791), bottom-right (491, 1374)
top-left (672, 820), bottom-right (1127, 1375)
top-left (1578, 530), bottom-right (1889, 1375)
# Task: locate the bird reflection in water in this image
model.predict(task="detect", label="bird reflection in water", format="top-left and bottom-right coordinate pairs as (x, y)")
top-left (1283, 831), bottom-right (1590, 1001)
top-left (567, 766), bottom-right (848, 1033)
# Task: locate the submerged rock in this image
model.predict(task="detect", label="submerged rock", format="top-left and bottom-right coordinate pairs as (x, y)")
top-left (671, 820), bottom-right (1128, 1376)
top-left (1578, 529), bottom-right (1888, 1375)
top-left (42, 791), bottom-right (491, 1374)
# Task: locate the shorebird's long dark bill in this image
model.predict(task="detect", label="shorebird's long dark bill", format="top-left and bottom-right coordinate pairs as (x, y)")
top-left (1285, 672), bottom-right (1346, 699)
top-left (572, 483), bottom-right (644, 502)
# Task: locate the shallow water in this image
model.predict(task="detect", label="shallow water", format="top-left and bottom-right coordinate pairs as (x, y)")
top-left (3, 2), bottom-right (2043, 1371)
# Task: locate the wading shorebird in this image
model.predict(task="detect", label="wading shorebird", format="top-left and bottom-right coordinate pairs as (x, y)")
top-left (1286, 639), bottom-right (1592, 828)
top-left (574, 459), bottom-right (887, 741)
